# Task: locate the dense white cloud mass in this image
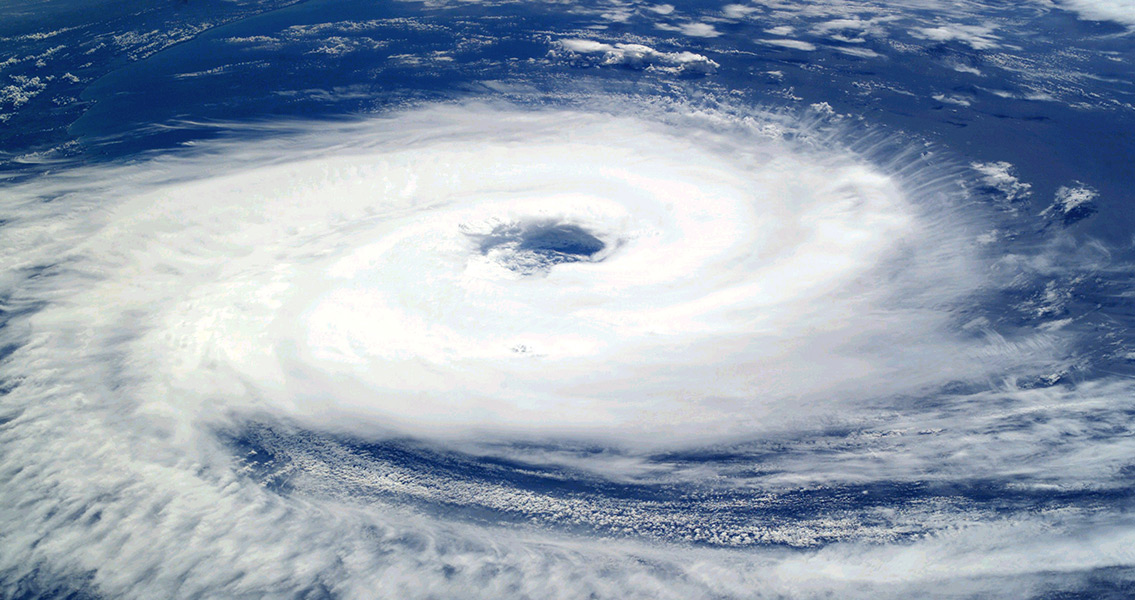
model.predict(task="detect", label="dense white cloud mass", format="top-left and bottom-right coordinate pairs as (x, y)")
top-left (2, 0), bottom-right (1134, 595)
top-left (1058, 0), bottom-right (1135, 26)
top-left (0, 101), bottom-right (1036, 441)
top-left (1, 100), bottom-right (1131, 598)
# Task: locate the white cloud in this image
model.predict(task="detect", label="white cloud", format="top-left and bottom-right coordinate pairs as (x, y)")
top-left (758, 38), bottom-right (817, 51)
top-left (680, 22), bottom-right (721, 37)
top-left (722, 3), bottom-right (760, 19)
top-left (1056, 0), bottom-right (1135, 27)
top-left (1052, 184), bottom-right (1099, 211)
top-left (971, 161), bottom-right (1032, 201)
top-left (952, 63), bottom-right (984, 75)
top-left (0, 74), bottom-right (49, 109)
top-left (656, 22), bottom-right (722, 37)
top-left (555, 39), bottom-right (719, 74)
top-left (912, 24), bottom-right (1000, 50)
top-left (811, 18), bottom-right (871, 33)
top-left (835, 46), bottom-right (880, 58)
top-left (934, 93), bottom-right (972, 106)
top-left (0, 100), bottom-right (1065, 444)
top-left (1042, 182), bottom-right (1099, 223)
top-left (809, 101), bottom-right (836, 115)
top-left (0, 99), bottom-right (1123, 599)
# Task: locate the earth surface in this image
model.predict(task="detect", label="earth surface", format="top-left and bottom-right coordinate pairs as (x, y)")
top-left (2, 0), bottom-right (1135, 599)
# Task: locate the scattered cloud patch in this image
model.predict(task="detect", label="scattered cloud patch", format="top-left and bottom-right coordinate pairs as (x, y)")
top-left (388, 51), bottom-right (455, 67)
top-left (1042, 183), bottom-right (1099, 225)
top-left (554, 39), bottom-right (719, 74)
top-left (758, 38), bottom-right (817, 51)
top-left (810, 17), bottom-right (892, 42)
top-left (722, 3), bottom-right (760, 19)
top-left (224, 19), bottom-right (432, 54)
top-left (174, 61), bottom-right (268, 79)
top-left (307, 36), bottom-right (388, 55)
top-left (912, 24), bottom-right (1000, 50)
top-left (934, 93), bottom-right (973, 106)
top-left (0, 75), bottom-right (49, 109)
top-left (835, 46), bottom-right (880, 58)
top-left (225, 35), bottom-right (279, 46)
top-left (110, 25), bottom-right (220, 61)
top-left (600, 7), bottom-right (635, 23)
top-left (952, 63), bottom-right (984, 76)
top-left (809, 101), bottom-right (836, 115)
top-left (0, 25), bottom-right (84, 42)
top-left (657, 22), bottom-right (722, 37)
top-left (971, 161), bottom-right (1032, 203)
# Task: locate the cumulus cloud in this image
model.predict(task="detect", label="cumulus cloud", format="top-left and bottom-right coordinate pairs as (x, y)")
top-left (971, 161), bottom-right (1032, 202)
top-left (1042, 182), bottom-right (1099, 225)
top-left (0, 74), bottom-right (49, 109)
top-left (554, 39), bottom-right (719, 74)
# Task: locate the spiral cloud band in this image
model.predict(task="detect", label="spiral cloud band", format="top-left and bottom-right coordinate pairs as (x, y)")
top-left (9, 103), bottom-right (1008, 437)
top-left (2, 100), bottom-right (1129, 598)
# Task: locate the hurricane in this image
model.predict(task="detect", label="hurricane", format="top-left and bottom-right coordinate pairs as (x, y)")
top-left (2, 0), bottom-right (1134, 598)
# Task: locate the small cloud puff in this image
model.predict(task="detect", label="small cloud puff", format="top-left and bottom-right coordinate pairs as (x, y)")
top-left (1042, 182), bottom-right (1099, 225)
top-left (971, 161), bottom-right (1032, 203)
top-left (722, 4), bottom-right (759, 19)
top-left (809, 101), bottom-right (836, 116)
top-left (933, 93), bottom-right (973, 106)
